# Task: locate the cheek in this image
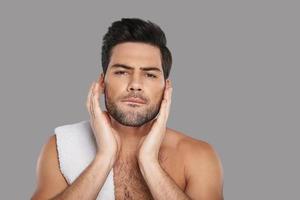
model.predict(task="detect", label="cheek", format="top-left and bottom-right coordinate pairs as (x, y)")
top-left (104, 86), bottom-right (116, 104)
top-left (105, 82), bottom-right (124, 99)
top-left (150, 88), bottom-right (165, 104)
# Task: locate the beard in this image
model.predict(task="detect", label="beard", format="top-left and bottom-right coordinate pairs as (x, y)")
top-left (104, 87), bottom-right (162, 127)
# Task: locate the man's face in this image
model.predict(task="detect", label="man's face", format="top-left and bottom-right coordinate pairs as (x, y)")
top-left (103, 42), bottom-right (166, 127)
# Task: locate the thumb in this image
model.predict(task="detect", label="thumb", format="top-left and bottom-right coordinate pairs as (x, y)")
top-left (102, 111), bottom-right (112, 125)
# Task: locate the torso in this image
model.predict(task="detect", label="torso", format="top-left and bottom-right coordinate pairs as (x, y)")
top-left (113, 128), bottom-right (188, 200)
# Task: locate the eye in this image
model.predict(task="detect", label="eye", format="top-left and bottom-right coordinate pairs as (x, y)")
top-left (146, 73), bottom-right (157, 78)
top-left (114, 71), bottom-right (127, 75)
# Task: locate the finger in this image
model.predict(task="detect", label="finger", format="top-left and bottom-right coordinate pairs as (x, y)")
top-left (165, 80), bottom-right (173, 116)
top-left (165, 87), bottom-right (172, 120)
top-left (87, 82), bottom-right (97, 132)
top-left (92, 81), bottom-right (103, 118)
top-left (163, 79), bottom-right (171, 100)
top-left (156, 85), bottom-right (168, 119)
top-left (90, 82), bottom-right (96, 119)
top-left (86, 82), bottom-right (95, 118)
top-left (156, 85), bottom-right (171, 125)
top-left (102, 111), bottom-right (112, 126)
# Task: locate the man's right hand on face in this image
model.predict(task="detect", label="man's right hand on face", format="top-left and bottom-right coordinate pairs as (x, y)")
top-left (86, 80), bottom-right (121, 166)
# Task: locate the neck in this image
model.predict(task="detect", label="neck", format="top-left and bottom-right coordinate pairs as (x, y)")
top-left (109, 115), bottom-right (155, 152)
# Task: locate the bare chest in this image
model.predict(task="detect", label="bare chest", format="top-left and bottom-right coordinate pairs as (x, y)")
top-left (112, 150), bottom-right (186, 200)
top-left (113, 157), bottom-right (152, 200)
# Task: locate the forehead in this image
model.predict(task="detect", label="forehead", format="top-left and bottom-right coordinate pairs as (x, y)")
top-left (108, 42), bottom-right (162, 71)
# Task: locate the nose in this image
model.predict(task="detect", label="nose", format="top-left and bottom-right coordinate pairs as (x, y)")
top-left (127, 74), bottom-right (143, 92)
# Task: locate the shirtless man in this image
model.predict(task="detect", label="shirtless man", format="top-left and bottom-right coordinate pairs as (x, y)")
top-left (31, 18), bottom-right (224, 200)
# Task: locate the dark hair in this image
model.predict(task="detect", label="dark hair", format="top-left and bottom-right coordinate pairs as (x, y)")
top-left (101, 18), bottom-right (172, 80)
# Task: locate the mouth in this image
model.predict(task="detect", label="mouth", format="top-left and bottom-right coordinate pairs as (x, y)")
top-left (123, 101), bottom-right (145, 107)
top-left (121, 98), bottom-right (147, 105)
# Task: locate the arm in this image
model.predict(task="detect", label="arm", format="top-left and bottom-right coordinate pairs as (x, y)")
top-left (138, 158), bottom-right (192, 200)
top-left (31, 135), bottom-right (114, 200)
top-left (138, 140), bottom-right (224, 200)
top-left (137, 80), bottom-right (188, 199)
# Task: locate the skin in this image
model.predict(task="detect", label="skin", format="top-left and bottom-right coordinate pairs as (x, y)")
top-left (100, 42), bottom-right (170, 160)
top-left (31, 42), bottom-right (224, 200)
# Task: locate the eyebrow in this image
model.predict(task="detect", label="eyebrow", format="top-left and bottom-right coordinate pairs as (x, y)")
top-left (111, 63), bottom-right (162, 73)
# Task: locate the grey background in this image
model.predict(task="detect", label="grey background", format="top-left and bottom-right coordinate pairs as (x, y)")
top-left (1, 0), bottom-right (299, 199)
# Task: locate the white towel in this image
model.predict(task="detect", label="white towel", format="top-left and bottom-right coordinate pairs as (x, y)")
top-left (54, 120), bottom-right (115, 200)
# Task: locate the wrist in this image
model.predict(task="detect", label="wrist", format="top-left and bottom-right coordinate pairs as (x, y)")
top-left (138, 157), bottom-right (160, 178)
top-left (94, 153), bottom-right (116, 168)
top-left (138, 154), bottom-right (159, 166)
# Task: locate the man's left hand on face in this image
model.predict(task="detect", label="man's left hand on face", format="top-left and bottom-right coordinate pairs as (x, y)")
top-left (137, 79), bottom-right (173, 163)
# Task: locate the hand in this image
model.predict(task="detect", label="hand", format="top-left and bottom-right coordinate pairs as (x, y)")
top-left (86, 80), bottom-right (121, 165)
top-left (137, 80), bottom-right (173, 162)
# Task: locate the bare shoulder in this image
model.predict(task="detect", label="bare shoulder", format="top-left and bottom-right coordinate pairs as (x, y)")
top-left (166, 128), bottom-right (224, 199)
top-left (166, 128), bottom-right (212, 154)
top-left (174, 129), bottom-right (223, 176)
top-left (165, 128), bottom-right (218, 163)
top-left (179, 132), bottom-right (218, 158)
top-left (31, 134), bottom-right (68, 200)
